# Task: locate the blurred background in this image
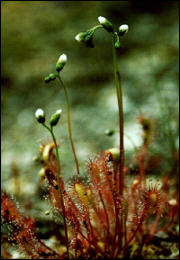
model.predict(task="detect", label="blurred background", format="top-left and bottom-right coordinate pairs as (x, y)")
top-left (1, 1), bottom-right (179, 215)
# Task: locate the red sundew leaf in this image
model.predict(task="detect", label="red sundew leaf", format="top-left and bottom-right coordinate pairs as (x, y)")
top-left (84, 186), bottom-right (106, 234)
top-left (64, 192), bottom-right (85, 226)
top-left (87, 157), bottom-right (117, 239)
top-left (1, 192), bottom-right (24, 227)
top-left (88, 159), bottom-right (101, 186)
top-left (73, 184), bottom-right (92, 235)
top-left (1, 192), bottom-right (62, 259)
top-left (15, 229), bottom-right (39, 257)
top-left (101, 155), bottom-right (114, 186)
top-left (101, 188), bottom-right (115, 220)
top-left (15, 229), bottom-right (62, 259)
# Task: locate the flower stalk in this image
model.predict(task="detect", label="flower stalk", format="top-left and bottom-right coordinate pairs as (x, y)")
top-left (42, 123), bottom-right (69, 258)
top-left (56, 74), bottom-right (80, 181)
top-left (111, 33), bottom-right (124, 196)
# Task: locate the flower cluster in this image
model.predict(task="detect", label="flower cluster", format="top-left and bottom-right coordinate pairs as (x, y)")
top-left (75, 16), bottom-right (129, 49)
top-left (35, 108), bottom-right (62, 127)
top-left (44, 54), bottom-right (67, 83)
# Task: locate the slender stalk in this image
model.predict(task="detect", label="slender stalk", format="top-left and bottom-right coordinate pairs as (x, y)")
top-left (92, 24), bottom-right (103, 31)
top-left (42, 123), bottom-right (69, 258)
top-left (57, 75), bottom-right (80, 181)
top-left (111, 32), bottom-right (125, 254)
top-left (111, 33), bottom-right (124, 196)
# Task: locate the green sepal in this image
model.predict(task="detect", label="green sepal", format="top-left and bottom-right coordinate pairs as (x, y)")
top-left (37, 116), bottom-right (45, 124)
top-left (56, 63), bottom-right (64, 72)
top-left (101, 20), bottom-right (114, 33)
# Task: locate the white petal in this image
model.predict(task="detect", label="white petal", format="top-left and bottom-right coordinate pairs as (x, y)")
top-left (98, 16), bottom-right (106, 24)
top-left (75, 34), bottom-right (81, 42)
top-left (56, 109), bottom-right (62, 115)
top-left (58, 54), bottom-right (67, 63)
top-left (119, 24), bottom-right (129, 33)
top-left (35, 108), bottom-right (44, 118)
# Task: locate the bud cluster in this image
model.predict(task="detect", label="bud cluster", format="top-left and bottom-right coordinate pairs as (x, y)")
top-left (75, 16), bottom-right (129, 50)
top-left (45, 54), bottom-right (67, 84)
top-left (35, 108), bottom-right (62, 127)
top-left (45, 73), bottom-right (56, 83)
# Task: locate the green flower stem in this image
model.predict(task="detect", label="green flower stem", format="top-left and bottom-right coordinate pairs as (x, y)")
top-left (91, 24), bottom-right (103, 31)
top-left (42, 123), bottom-right (69, 258)
top-left (111, 33), bottom-right (124, 196)
top-left (57, 75), bottom-right (80, 180)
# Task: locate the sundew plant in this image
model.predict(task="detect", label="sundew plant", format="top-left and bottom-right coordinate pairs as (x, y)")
top-left (1, 16), bottom-right (179, 259)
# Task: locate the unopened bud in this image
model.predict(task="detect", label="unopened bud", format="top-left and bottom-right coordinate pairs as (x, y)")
top-left (50, 109), bottom-right (62, 127)
top-left (105, 147), bottom-right (120, 162)
top-left (56, 54), bottom-right (67, 72)
top-left (45, 210), bottom-right (50, 215)
top-left (49, 73), bottom-right (56, 80)
top-left (105, 129), bottom-right (114, 136)
top-left (35, 108), bottom-right (45, 124)
top-left (118, 24), bottom-right (129, 36)
top-left (75, 30), bottom-right (94, 48)
top-left (98, 16), bottom-right (113, 32)
top-left (45, 73), bottom-right (56, 83)
top-left (44, 76), bottom-right (51, 83)
top-left (39, 168), bottom-right (46, 178)
top-left (75, 32), bottom-right (85, 42)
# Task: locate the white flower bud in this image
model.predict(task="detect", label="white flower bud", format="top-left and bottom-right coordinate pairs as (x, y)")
top-left (75, 33), bottom-right (82, 42)
top-left (98, 16), bottom-right (106, 24)
top-left (56, 109), bottom-right (62, 115)
top-left (35, 108), bottom-right (45, 124)
top-left (98, 16), bottom-right (113, 32)
top-left (105, 129), bottom-right (114, 136)
top-left (58, 54), bottom-right (67, 64)
top-left (50, 109), bottom-right (62, 127)
top-left (56, 54), bottom-right (67, 72)
top-left (45, 210), bottom-right (50, 215)
top-left (105, 147), bottom-right (120, 162)
top-left (75, 31), bottom-right (94, 48)
top-left (118, 24), bottom-right (129, 36)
